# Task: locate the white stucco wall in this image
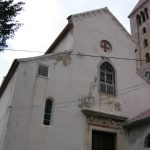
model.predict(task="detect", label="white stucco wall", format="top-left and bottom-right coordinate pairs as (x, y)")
top-left (52, 28), bottom-right (74, 53)
top-left (2, 58), bottom-right (87, 150)
top-left (70, 9), bottom-right (150, 118)
top-left (0, 73), bottom-right (17, 150)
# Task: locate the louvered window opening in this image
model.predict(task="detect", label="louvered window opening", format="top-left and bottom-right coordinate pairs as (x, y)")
top-left (38, 65), bottom-right (48, 77)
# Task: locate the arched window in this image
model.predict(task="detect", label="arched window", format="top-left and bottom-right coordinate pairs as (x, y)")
top-left (43, 99), bottom-right (53, 125)
top-left (100, 62), bottom-right (115, 95)
top-left (144, 8), bottom-right (149, 19)
top-left (144, 39), bottom-right (148, 48)
top-left (145, 134), bottom-right (150, 148)
top-left (141, 11), bottom-right (146, 22)
top-left (145, 53), bottom-right (150, 63)
top-left (136, 14), bottom-right (141, 26)
top-left (142, 27), bottom-right (146, 34)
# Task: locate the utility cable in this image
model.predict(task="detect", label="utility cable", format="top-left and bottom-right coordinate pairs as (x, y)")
top-left (9, 82), bottom-right (149, 110)
top-left (2, 48), bottom-right (44, 53)
top-left (1, 48), bottom-right (147, 61)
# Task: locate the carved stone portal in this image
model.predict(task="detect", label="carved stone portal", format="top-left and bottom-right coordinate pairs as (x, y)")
top-left (82, 109), bottom-right (127, 150)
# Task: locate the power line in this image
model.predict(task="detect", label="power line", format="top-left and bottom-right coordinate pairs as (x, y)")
top-left (71, 53), bottom-right (147, 62)
top-left (9, 82), bottom-right (149, 110)
top-left (2, 48), bottom-right (44, 53)
top-left (0, 48), bottom-right (147, 61)
top-left (55, 82), bottom-right (148, 106)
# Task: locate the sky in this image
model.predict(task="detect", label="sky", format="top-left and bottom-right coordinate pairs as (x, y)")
top-left (0, 0), bottom-right (139, 84)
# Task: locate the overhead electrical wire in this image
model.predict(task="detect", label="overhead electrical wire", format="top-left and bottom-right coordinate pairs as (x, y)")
top-left (8, 82), bottom-right (150, 110)
top-left (2, 48), bottom-right (44, 53)
top-left (1, 48), bottom-right (147, 62)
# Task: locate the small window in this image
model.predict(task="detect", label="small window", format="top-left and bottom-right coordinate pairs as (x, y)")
top-left (142, 27), bottom-right (146, 34)
top-left (135, 49), bottom-right (138, 53)
top-left (141, 11), bottom-right (146, 22)
top-left (136, 15), bottom-right (141, 26)
top-left (145, 53), bottom-right (150, 63)
top-left (144, 8), bottom-right (149, 19)
top-left (145, 134), bottom-right (150, 148)
top-left (144, 39), bottom-right (148, 48)
top-left (38, 64), bottom-right (49, 77)
top-left (100, 62), bottom-right (115, 95)
top-left (145, 71), bottom-right (150, 81)
top-left (43, 99), bottom-right (53, 126)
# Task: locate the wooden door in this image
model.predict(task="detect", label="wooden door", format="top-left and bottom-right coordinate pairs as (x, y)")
top-left (92, 130), bottom-right (116, 150)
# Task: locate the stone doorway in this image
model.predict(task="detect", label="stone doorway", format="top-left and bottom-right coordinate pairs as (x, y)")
top-left (82, 109), bottom-right (127, 150)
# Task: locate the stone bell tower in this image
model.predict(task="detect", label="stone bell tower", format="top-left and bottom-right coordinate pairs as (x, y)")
top-left (129, 0), bottom-right (150, 81)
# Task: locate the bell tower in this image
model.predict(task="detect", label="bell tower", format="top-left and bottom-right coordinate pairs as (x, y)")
top-left (129, 0), bottom-right (150, 81)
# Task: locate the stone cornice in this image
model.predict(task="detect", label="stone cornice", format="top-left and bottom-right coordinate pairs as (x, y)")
top-left (82, 109), bottom-right (127, 121)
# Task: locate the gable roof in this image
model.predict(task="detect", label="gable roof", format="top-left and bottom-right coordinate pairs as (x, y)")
top-left (124, 108), bottom-right (150, 128)
top-left (105, 8), bottom-right (132, 40)
top-left (45, 7), bottom-right (132, 54)
top-left (128, 0), bottom-right (148, 17)
top-left (45, 22), bottom-right (73, 54)
top-left (69, 7), bottom-right (131, 40)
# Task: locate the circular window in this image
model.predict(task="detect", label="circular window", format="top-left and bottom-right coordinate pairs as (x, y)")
top-left (100, 40), bottom-right (112, 53)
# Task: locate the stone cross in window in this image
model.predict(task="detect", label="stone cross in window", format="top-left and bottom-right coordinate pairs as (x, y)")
top-left (100, 40), bottom-right (112, 53)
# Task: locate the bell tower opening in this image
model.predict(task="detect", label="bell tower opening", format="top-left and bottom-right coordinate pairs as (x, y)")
top-left (129, 0), bottom-right (150, 78)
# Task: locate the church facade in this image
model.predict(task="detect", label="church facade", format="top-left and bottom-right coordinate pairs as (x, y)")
top-left (0, 0), bottom-right (150, 150)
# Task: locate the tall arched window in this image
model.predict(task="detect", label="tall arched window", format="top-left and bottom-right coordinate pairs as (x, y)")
top-left (144, 39), bottom-right (148, 48)
top-left (144, 8), bottom-right (149, 19)
top-left (100, 62), bottom-right (115, 95)
top-left (145, 53), bottom-right (150, 63)
top-left (142, 27), bottom-right (146, 34)
top-left (136, 14), bottom-right (141, 26)
top-left (43, 99), bottom-right (53, 126)
top-left (145, 134), bottom-right (150, 148)
top-left (141, 11), bottom-right (146, 22)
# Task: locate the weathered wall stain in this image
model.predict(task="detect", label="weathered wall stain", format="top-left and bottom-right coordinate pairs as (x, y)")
top-left (115, 101), bottom-right (122, 112)
top-left (75, 52), bottom-right (84, 59)
top-left (51, 53), bottom-right (72, 67)
top-left (79, 79), bottom-right (96, 108)
top-left (94, 77), bottom-right (97, 83)
top-left (79, 96), bottom-right (94, 108)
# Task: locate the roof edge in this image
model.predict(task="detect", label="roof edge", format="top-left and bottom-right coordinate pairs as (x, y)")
top-left (123, 117), bottom-right (150, 128)
top-left (0, 59), bottom-right (19, 98)
top-left (70, 7), bottom-right (108, 18)
top-left (69, 7), bottom-right (132, 41)
top-left (106, 8), bottom-right (132, 40)
top-left (45, 22), bottom-right (73, 54)
top-left (18, 50), bottom-right (72, 62)
top-left (128, 0), bottom-right (148, 18)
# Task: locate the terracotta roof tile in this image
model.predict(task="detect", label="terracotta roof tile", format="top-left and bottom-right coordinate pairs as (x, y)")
top-left (125, 108), bottom-right (150, 127)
